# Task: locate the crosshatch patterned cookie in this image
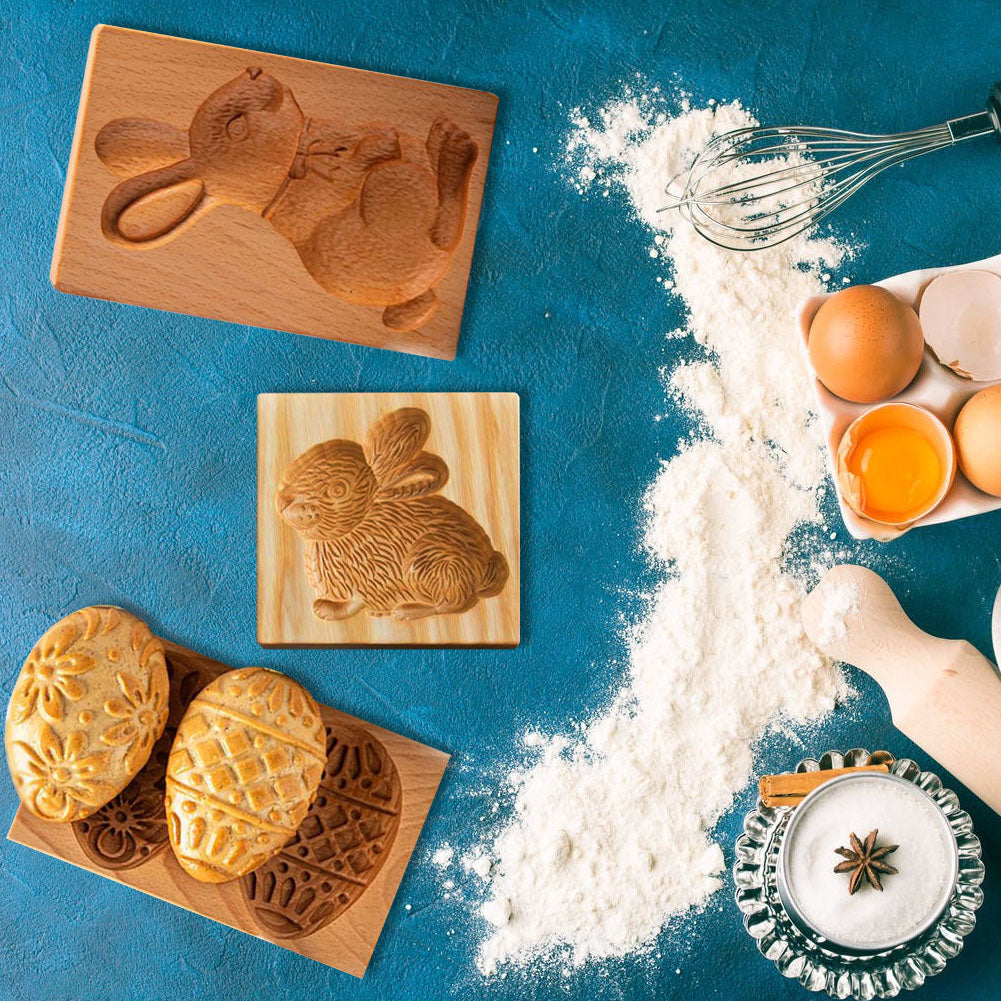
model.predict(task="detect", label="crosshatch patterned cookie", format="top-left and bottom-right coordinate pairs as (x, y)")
top-left (72, 646), bottom-right (216, 870)
top-left (241, 720), bottom-right (402, 938)
top-left (166, 667), bottom-right (327, 883)
top-left (5, 606), bottom-right (168, 823)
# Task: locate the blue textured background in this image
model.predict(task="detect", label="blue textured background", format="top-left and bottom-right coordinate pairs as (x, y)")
top-left (2, 1), bottom-right (1000, 998)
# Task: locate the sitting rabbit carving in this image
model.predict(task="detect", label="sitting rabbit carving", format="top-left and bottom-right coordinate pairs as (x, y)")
top-left (276, 408), bottom-right (509, 620)
top-left (95, 67), bottom-right (478, 332)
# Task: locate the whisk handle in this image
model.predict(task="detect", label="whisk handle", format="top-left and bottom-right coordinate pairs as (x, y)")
top-left (946, 84), bottom-right (1001, 142)
top-left (987, 82), bottom-right (1001, 138)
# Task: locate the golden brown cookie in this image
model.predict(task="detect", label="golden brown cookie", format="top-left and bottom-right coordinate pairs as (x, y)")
top-left (5, 606), bottom-right (169, 822)
top-left (165, 667), bottom-right (326, 883)
top-left (71, 646), bottom-right (217, 870)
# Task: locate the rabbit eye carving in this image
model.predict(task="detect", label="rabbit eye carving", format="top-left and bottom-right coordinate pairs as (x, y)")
top-left (327, 480), bottom-right (348, 500)
top-left (226, 114), bottom-right (249, 141)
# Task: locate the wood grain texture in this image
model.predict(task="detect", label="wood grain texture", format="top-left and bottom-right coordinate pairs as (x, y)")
top-left (7, 642), bottom-right (450, 978)
top-left (258, 393), bottom-right (520, 647)
top-left (50, 25), bottom-right (497, 360)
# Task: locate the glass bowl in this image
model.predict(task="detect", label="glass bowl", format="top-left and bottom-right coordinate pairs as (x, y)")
top-left (734, 748), bottom-right (985, 998)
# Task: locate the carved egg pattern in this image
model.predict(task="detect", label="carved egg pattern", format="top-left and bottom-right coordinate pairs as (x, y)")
top-left (5, 606), bottom-right (168, 823)
top-left (241, 721), bottom-right (402, 938)
top-left (165, 667), bottom-right (326, 883)
top-left (72, 648), bottom-right (215, 870)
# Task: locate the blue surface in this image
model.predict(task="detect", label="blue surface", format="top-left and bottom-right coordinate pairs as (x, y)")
top-left (2, 1), bottom-right (1001, 998)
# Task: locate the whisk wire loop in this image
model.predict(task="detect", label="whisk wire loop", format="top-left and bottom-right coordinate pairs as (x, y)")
top-left (664, 94), bottom-right (1000, 251)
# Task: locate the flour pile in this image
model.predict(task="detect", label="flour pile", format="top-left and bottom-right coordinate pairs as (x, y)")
top-left (466, 93), bottom-right (853, 975)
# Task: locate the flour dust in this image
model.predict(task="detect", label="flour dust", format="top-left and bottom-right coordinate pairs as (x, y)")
top-left (443, 89), bottom-right (857, 976)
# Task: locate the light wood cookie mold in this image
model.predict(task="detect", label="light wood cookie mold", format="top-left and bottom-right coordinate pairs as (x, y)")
top-left (259, 392), bottom-right (520, 647)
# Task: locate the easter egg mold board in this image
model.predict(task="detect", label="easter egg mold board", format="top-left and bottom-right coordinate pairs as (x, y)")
top-left (257, 392), bottom-right (520, 648)
top-left (50, 25), bottom-right (498, 361)
top-left (797, 251), bottom-right (1001, 541)
top-left (7, 641), bottom-right (449, 978)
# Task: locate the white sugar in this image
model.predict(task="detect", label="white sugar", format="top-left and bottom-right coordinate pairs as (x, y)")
top-left (786, 778), bottom-right (956, 949)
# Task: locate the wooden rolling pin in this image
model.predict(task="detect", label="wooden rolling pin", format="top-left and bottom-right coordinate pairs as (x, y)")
top-left (802, 564), bottom-right (1001, 817)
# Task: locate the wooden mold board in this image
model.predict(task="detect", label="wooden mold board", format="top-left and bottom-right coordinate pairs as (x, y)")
top-left (7, 642), bottom-right (449, 978)
top-left (258, 392), bottom-right (520, 647)
top-left (51, 25), bottom-right (498, 360)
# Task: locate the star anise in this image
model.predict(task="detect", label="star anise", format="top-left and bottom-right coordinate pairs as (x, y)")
top-left (834, 829), bottom-right (899, 894)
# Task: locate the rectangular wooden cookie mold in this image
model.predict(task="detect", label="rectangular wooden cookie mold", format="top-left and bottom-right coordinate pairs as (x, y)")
top-left (51, 25), bottom-right (498, 360)
top-left (7, 641), bottom-right (449, 978)
top-left (258, 392), bottom-right (520, 647)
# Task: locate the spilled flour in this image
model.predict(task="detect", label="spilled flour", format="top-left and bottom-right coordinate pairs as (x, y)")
top-left (462, 92), bottom-right (855, 975)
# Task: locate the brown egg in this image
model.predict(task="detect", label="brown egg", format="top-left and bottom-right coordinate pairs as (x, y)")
top-left (808, 285), bottom-right (925, 403)
top-left (954, 385), bottom-right (1001, 496)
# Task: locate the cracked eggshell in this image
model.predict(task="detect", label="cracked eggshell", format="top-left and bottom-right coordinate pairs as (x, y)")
top-left (836, 403), bottom-right (955, 526)
top-left (919, 270), bottom-right (1001, 381)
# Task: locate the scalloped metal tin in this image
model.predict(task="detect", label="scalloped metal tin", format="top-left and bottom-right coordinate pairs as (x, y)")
top-left (734, 749), bottom-right (985, 999)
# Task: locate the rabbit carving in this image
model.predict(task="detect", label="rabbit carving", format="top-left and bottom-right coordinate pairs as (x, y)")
top-left (95, 67), bottom-right (479, 332)
top-left (276, 408), bottom-right (509, 620)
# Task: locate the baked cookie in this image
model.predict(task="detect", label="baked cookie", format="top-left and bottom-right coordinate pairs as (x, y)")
top-left (5, 606), bottom-right (168, 822)
top-left (165, 667), bottom-right (326, 883)
top-left (71, 646), bottom-right (216, 869)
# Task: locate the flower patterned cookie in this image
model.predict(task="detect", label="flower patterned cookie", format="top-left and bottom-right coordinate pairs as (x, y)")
top-left (5, 606), bottom-right (168, 822)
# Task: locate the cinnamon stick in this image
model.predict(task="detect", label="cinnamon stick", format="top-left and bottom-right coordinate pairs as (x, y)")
top-left (758, 763), bottom-right (891, 807)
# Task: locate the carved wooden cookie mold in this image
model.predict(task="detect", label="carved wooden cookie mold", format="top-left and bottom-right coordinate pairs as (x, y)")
top-left (258, 393), bottom-right (521, 647)
top-left (98, 70), bottom-right (477, 333)
top-left (277, 407), bottom-right (509, 622)
top-left (8, 642), bottom-right (448, 978)
top-left (51, 26), bottom-right (497, 359)
top-left (242, 721), bottom-right (402, 939)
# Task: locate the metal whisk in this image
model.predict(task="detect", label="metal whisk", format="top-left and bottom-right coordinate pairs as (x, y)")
top-left (664, 83), bottom-right (1001, 251)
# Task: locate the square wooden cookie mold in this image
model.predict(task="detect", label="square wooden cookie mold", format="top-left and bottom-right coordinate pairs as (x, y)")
top-left (797, 251), bottom-right (1001, 541)
top-left (51, 25), bottom-right (498, 360)
top-left (7, 641), bottom-right (449, 978)
top-left (258, 392), bottom-right (520, 647)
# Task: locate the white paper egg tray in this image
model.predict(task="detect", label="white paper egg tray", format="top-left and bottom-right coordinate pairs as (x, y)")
top-left (797, 251), bottom-right (1001, 541)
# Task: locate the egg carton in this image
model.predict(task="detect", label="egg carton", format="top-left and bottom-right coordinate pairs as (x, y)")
top-left (797, 252), bottom-right (1001, 541)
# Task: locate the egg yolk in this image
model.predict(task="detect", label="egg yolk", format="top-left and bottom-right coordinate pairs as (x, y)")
top-left (847, 426), bottom-right (941, 521)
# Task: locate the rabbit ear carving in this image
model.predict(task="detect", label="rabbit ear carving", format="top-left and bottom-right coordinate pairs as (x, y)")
top-left (96, 118), bottom-right (190, 177)
top-left (365, 409), bottom-right (450, 499)
top-left (376, 452), bottom-right (449, 500)
top-left (101, 160), bottom-right (209, 245)
top-left (364, 408), bottom-right (431, 481)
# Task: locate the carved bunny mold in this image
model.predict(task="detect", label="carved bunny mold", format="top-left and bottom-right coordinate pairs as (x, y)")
top-left (95, 67), bottom-right (479, 332)
top-left (277, 408), bottom-right (509, 621)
